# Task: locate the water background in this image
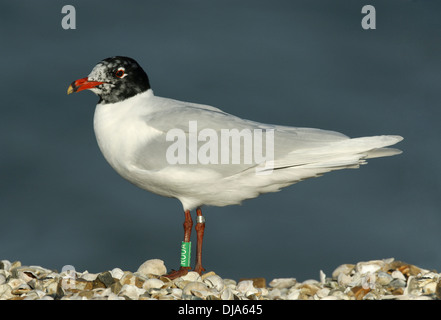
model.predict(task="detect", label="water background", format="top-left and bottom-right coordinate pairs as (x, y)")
top-left (1, 0), bottom-right (441, 281)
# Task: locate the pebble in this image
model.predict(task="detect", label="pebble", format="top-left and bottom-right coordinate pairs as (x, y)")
top-left (0, 257), bottom-right (439, 300)
top-left (203, 274), bottom-right (225, 292)
top-left (332, 264), bottom-right (355, 279)
top-left (182, 281), bottom-right (211, 299)
top-left (220, 287), bottom-right (234, 300)
top-left (119, 284), bottom-right (145, 300)
top-left (356, 260), bottom-right (384, 275)
top-left (136, 259), bottom-right (167, 277)
top-left (236, 280), bottom-right (258, 296)
top-left (337, 273), bottom-right (352, 287)
top-left (269, 278), bottom-right (296, 289)
top-left (180, 271), bottom-right (201, 282)
top-left (0, 273), bottom-right (6, 286)
top-left (111, 268), bottom-right (125, 280)
top-left (143, 278), bottom-right (164, 290)
top-left (391, 270), bottom-right (406, 281)
top-left (79, 272), bottom-right (97, 281)
top-left (376, 272), bottom-right (393, 285)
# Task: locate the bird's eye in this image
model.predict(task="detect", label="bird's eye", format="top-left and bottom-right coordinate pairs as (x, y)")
top-left (115, 68), bottom-right (125, 78)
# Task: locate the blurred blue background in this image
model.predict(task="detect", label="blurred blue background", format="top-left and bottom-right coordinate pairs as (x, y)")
top-left (1, 0), bottom-right (440, 281)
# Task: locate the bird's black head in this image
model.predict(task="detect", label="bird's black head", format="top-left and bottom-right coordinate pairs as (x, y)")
top-left (67, 56), bottom-right (151, 104)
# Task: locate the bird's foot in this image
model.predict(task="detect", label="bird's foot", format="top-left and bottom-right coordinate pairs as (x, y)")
top-left (164, 265), bottom-right (206, 280)
top-left (193, 264), bottom-right (206, 275)
top-left (164, 266), bottom-right (191, 280)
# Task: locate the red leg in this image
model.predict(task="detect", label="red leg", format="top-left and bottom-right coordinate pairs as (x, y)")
top-left (194, 207), bottom-right (206, 275)
top-left (166, 210), bottom-right (193, 279)
top-left (183, 210), bottom-right (193, 242)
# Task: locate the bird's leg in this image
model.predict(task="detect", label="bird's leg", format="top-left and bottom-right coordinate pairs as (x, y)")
top-left (194, 207), bottom-right (206, 275)
top-left (165, 210), bottom-right (193, 280)
top-left (183, 209), bottom-right (193, 243)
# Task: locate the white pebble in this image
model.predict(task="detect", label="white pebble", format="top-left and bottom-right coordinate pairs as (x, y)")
top-left (143, 278), bottom-right (164, 290)
top-left (269, 278), bottom-right (296, 289)
top-left (220, 287), bottom-right (234, 300)
top-left (391, 270), bottom-right (406, 281)
top-left (223, 279), bottom-right (237, 288)
top-left (119, 284), bottom-right (146, 300)
top-left (268, 288), bottom-right (283, 300)
top-left (137, 259), bottom-right (167, 276)
top-left (331, 290), bottom-right (350, 300)
top-left (203, 275), bottom-right (225, 292)
top-left (8, 278), bottom-right (27, 289)
top-left (316, 287), bottom-right (330, 298)
top-left (0, 274), bottom-right (6, 286)
top-left (180, 271), bottom-right (201, 282)
top-left (356, 260), bottom-right (384, 275)
top-left (170, 288), bottom-right (183, 299)
top-left (236, 280), bottom-right (258, 296)
top-left (286, 289), bottom-right (300, 300)
top-left (107, 292), bottom-right (125, 300)
top-left (320, 270), bottom-right (326, 284)
top-left (182, 281), bottom-right (210, 298)
top-left (376, 272), bottom-right (393, 285)
top-left (111, 268), bottom-right (124, 280)
top-left (80, 272), bottom-right (97, 281)
top-left (0, 284), bottom-right (13, 300)
top-left (332, 264), bottom-right (354, 279)
top-left (0, 260), bottom-right (11, 271)
top-left (423, 282), bottom-right (437, 294)
top-left (337, 273), bottom-right (352, 287)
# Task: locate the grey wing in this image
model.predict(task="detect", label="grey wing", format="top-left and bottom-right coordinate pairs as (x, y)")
top-left (130, 102), bottom-right (351, 177)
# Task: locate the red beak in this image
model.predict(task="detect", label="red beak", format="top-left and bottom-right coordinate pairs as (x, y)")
top-left (67, 77), bottom-right (105, 94)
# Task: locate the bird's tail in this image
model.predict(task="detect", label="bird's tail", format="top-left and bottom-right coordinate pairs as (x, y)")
top-left (268, 135), bottom-right (403, 170)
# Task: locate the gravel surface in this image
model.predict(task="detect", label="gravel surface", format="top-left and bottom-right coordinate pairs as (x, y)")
top-left (0, 258), bottom-right (439, 300)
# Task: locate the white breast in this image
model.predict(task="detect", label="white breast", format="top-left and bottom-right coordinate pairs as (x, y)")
top-left (93, 90), bottom-right (161, 178)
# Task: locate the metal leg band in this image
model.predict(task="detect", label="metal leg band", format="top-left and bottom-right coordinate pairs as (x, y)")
top-left (196, 215), bottom-right (205, 224)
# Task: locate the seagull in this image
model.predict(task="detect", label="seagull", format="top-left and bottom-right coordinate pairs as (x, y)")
top-left (67, 56), bottom-right (403, 279)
